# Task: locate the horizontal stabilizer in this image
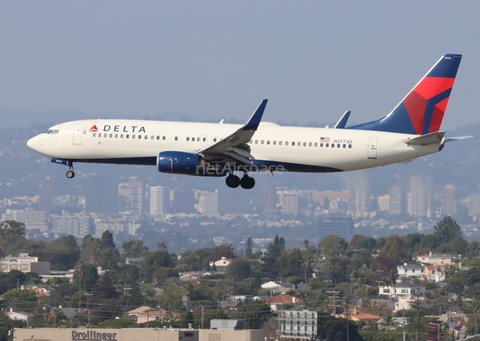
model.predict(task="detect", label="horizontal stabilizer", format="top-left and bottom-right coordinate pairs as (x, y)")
top-left (333, 111), bottom-right (351, 129)
top-left (404, 131), bottom-right (445, 146)
top-left (445, 135), bottom-right (474, 143)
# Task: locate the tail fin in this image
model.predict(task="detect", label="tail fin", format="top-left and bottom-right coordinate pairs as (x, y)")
top-left (349, 54), bottom-right (462, 135)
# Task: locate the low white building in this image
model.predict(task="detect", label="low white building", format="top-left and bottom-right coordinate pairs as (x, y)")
top-left (0, 253), bottom-right (51, 275)
top-left (417, 252), bottom-right (452, 266)
top-left (397, 263), bottom-right (424, 281)
top-left (7, 311), bottom-right (34, 324)
top-left (261, 281), bottom-right (295, 293)
top-left (379, 282), bottom-right (426, 311)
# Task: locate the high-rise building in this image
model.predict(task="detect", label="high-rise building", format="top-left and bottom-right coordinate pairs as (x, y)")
top-left (52, 214), bottom-right (93, 238)
top-left (149, 186), bottom-right (169, 215)
top-left (318, 217), bottom-right (354, 242)
top-left (38, 184), bottom-right (54, 214)
top-left (443, 184), bottom-right (456, 217)
top-left (277, 190), bottom-right (298, 215)
top-left (197, 190), bottom-right (218, 215)
top-left (406, 176), bottom-right (430, 217)
top-left (389, 186), bottom-right (404, 215)
top-left (2, 209), bottom-right (48, 232)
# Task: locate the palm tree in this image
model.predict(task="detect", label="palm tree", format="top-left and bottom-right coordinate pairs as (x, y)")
top-left (300, 253), bottom-right (312, 290)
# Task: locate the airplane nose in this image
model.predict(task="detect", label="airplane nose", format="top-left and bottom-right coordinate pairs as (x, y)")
top-left (27, 135), bottom-right (41, 152)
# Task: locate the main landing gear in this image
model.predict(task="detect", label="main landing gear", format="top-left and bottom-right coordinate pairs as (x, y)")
top-left (66, 164), bottom-right (75, 179)
top-left (225, 173), bottom-right (255, 189)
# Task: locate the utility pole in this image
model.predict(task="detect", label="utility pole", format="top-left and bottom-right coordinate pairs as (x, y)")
top-left (123, 287), bottom-right (132, 313)
top-left (326, 291), bottom-right (341, 315)
top-left (83, 292), bottom-right (92, 325)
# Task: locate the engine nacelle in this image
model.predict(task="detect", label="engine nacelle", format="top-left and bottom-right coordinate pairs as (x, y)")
top-left (157, 151), bottom-right (203, 175)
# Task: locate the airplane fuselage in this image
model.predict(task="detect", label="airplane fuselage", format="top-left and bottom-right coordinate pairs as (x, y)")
top-left (28, 119), bottom-right (442, 174)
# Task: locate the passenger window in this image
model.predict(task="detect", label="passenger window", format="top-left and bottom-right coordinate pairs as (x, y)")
top-left (267, 140), bottom-right (270, 145)
top-left (156, 136), bottom-right (160, 140)
top-left (192, 137), bottom-right (195, 141)
top-left (163, 136), bottom-right (166, 140)
top-left (151, 135), bottom-right (154, 140)
top-left (337, 144), bottom-right (340, 148)
top-left (175, 136), bottom-right (178, 141)
top-left (115, 134), bottom-right (118, 138)
top-left (108, 134), bottom-right (112, 138)
top-left (331, 143), bottom-right (334, 148)
top-left (197, 137), bottom-right (200, 141)
top-left (348, 144), bottom-right (352, 148)
top-left (203, 137), bottom-right (206, 142)
top-left (326, 143), bottom-right (329, 147)
top-left (255, 140), bottom-right (258, 144)
top-left (279, 141), bottom-right (282, 146)
top-left (93, 133), bottom-right (96, 137)
top-left (273, 141), bottom-right (276, 145)
top-left (343, 144), bottom-right (346, 148)
top-left (120, 134), bottom-right (124, 138)
top-left (292, 142), bottom-right (295, 146)
top-left (132, 135), bottom-right (136, 139)
top-left (213, 138), bottom-right (217, 142)
top-left (126, 134), bottom-right (129, 139)
top-left (186, 137), bottom-right (190, 141)
top-left (314, 142), bottom-right (318, 147)
top-left (309, 142), bottom-right (312, 147)
top-left (285, 141), bottom-right (288, 146)
top-left (303, 142), bottom-right (306, 146)
top-left (261, 140), bottom-right (264, 144)
top-left (298, 142), bottom-right (301, 146)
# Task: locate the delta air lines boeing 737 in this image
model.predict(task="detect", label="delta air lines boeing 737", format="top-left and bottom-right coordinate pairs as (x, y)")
top-left (27, 54), bottom-right (466, 189)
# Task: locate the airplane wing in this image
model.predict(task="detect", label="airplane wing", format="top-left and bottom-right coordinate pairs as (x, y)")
top-left (198, 99), bottom-right (268, 165)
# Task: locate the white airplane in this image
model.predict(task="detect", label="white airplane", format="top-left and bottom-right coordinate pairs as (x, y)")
top-left (28, 54), bottom-right (466, 189)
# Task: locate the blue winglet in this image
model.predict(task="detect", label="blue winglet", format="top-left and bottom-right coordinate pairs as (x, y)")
top-left (242, 99), bottom-right (268, 130)
top-left (334, 110), bottom-right (351, 129)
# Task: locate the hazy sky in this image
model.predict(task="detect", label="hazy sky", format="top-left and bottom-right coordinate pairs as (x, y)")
top-left (1, 1), bottom-right (479, 129)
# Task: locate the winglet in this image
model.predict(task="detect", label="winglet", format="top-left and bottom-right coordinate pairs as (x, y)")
top-left (334, 110), bottom-right (351, 129)
top-left (242, 99), bottom-right (268, 130)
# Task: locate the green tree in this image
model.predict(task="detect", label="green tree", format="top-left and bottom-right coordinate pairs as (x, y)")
top-left (100, 230), bottom-right (115, 249)
top-left (379, 235), bottom-right (409, 264)
top-left (276, 248), bottom-right (302, 279)
top-left (318, 235), bottom-right (348, 257)
top-left (225, 258), bottom-right (251, 281)
top-left (73, 261), bottom-right (99, 292)
top-left (41, 235), bottom-right (80, 270)
top-left (140, 250), bottom-right (175, 283)
top-left (228, 300), bottom-right (272, 329)
top-left (317, 312), bottom-right (364, 341)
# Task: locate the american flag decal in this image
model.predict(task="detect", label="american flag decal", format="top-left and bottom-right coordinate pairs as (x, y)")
top-left (320, 137), bottom-right (330, 142)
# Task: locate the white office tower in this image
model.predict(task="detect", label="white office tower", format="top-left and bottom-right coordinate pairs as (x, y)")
top-left (197, 191), bottom-right (218, 215)
top-left (150, 186), bottom-right (167, 215)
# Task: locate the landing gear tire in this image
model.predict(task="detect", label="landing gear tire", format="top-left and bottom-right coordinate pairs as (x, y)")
top-left (240, 175), bottom-right (255, 189)
top-left (226, 174), bottom-right (240, 188)
top-left (66, 170), bottom-right (75, 179)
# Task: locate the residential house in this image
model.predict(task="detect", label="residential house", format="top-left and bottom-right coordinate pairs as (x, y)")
top-left (338, 309), bottom-right (381, 326)
top-left (424, 264), bottom-right (448, 283)
top-left (397, 263), bottom-right (424, 281)
top-left (261, 281), bottom-right (295, 294)
top-left (417, 252), bottom-right (452, 266)
top-left (264, 294), bottom-right (304, 311)
top-left (379, 282), bottom-right (426, 311)
top-left (7, 310), bottom-right (34, 324)
top-left (208, 257), bottom-right (232, 273)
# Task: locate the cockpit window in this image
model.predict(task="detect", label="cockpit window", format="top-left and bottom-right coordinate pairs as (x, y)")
top-left (45, 129), bottom-right (59, 135)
